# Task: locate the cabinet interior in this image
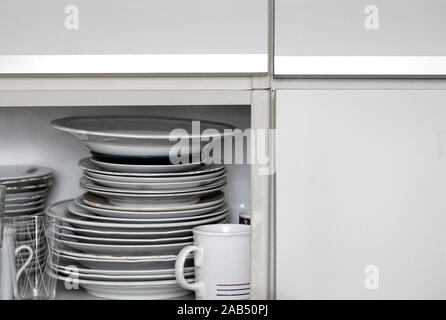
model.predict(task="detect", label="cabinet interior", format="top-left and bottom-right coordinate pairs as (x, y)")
top-left (0, 105), bottom-right (252, 224)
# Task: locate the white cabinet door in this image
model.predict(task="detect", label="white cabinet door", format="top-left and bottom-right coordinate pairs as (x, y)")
top-left (275, 0), bottom-right (446, 76)
top-left (276, 90), bottom-right (446, 299)
top-left (0, 0), bottom-right (267, 74)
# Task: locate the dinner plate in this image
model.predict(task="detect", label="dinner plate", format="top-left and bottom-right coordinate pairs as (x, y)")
top-left (0, 165), bottom-right (54, 183)
top-left (51, 116), bottom-right (236, 158)
top-left (47, 200), bottom-right (228, 229)
top-left (84, 166), bottom-right (226, 185)
top-left (68, 201), bottom-right (229, 223)
top-left (82, 191), bottom-right (202, 209)
top-left (56, 229), bottom-right (193, 245)
top-left (80, 158), bottom-right (225, 177)
top-left (51, 273), bottom-right (191, 300)
top-left (60, 224), bottom-right (193, 239)
top-left (90, 158), bottom-right (201, 174)
top-left (56, 238), bottom-right (192, 255)
top-left (5, 198), bottom-right (45, 210)
top-left (83, 187), bottom-right (224, 208)
top-left (53, 262), bottom-right (194, 276)
top-left (80, 176), bottom-right (226, 195)
top-left (5, 182), bottom-right (52, 194)
top-left (5, 189), bottom-right (49, 203)
top-left (84, 173), bottom-right (225, 190)
top-left (75, 198), bottom-right (224, 219)
top-left (55, 249), bottom-right (187, 270)
top-left (6, 204), bottom-right (45, 215)
top-left (82, 191), bottom-right (225, 212)
top-left (109, 195), bottom-right (201, 208)
top-left (75, 196), bottom-right (226, 219)
top-left (53, 265), bottom-right (194, 281)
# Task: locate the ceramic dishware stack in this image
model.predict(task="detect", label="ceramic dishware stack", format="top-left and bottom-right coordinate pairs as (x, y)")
top-left (1, 165), bottom-right (54, 217)
top-left (47, 116), bottom-right (235, 299)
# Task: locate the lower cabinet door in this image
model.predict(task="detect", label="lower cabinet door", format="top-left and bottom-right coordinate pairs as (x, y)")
top-left (276, 89), bottom-right (446, 299)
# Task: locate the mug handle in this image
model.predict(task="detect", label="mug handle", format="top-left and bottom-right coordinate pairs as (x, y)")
top-left (14, 245), bottom-right (33, 281)
top-left (175, 245), bottom-right (205, 298)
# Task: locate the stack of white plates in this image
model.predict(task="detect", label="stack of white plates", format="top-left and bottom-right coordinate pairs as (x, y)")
top-left (51, 250), bottom-right (195, 299)
top-left (1, 165), bottom-right (54, 217)
top-left (49, 116), bottom-right (234, 299)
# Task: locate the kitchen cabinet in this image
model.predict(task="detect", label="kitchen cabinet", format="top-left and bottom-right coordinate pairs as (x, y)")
top-left (275, 89), bottom-right (446, 299)
top-left (0, 0), bottom-right (268, 74)
top-left (274, 0), bottom-right (446, 77)
top-left (0, 75), bottom-right (272, 299)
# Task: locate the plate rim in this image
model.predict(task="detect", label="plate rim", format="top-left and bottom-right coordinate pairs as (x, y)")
top-left (51, 116), bottom-right (237, 140)
top-left (85, 172), bottom-right (225, 188)
top-left (80, 157), bottom-right (225, 177)
top-left (0, 165), bottom-right (54, 182)
top-left (76, 195), bottom-right (226, 218)
top-left (80, 177), bottom-right (227, 195)
top-left (81, 191), bottom-right (225, 212)
top-left (47, 199), bottom-right (228, 229)
top-left (68, 201), bottom-right (229, 223)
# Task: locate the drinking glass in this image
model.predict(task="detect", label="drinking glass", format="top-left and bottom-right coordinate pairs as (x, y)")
top-left (4, 215), bottom-right (60, 300)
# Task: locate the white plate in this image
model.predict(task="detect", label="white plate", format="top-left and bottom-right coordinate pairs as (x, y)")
top-left (80, 176), bottom-right (226, 194)
top-left (75, 198), bottom-right (224, 219)
top-left (57, 229), bottom-right (193, 245)
top-left (47, 200), bottom-right (228, 229)
top-left (76, 196), bottom-right (226, 219)
top-left (60, 224), bottom-right (193, 239)
top-left (0, 165), bottom-right (54, 183)
top-left (5, 182), bottom-right (52, 193)
top-left (5, 189), bottom-right (49, 204)
top-left (54, 265), bottom-right (194, 281)
top-left (51, 273), bottom-right (191, 300)
top-left (90, 158), bottom-right (201, 174)
top-left (53, 261), bottom-right (194, 276)
top-left (82, 191), bottom-right (202, 209)
top-left (51, 116), bottom-right (236, 158)
top-left (55, 249), bottom-right (186, 270)
top-left (84, 165), bottom-right (226, 184)
top-left (5, 198), bottom-right (45, 210)
top-left (80, 158), bottom-right (225, 177)
top-left (109, 195), bottom-right (201, 208)
top-left (85, 173), bottom-right (226, 190)
top-left (82, 191), bottom-right (225, 212)
top-left (83, 187), bottom-right (225, 208)
top-left (68, 201), bottom-right (228, 223)
top-left (56, 238), bottom-right (192, 255)
top-left (5, 204), bottom-right (45, 215)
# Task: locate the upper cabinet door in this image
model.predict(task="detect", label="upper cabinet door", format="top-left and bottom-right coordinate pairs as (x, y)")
top-left (0, 0), bottom-right (268, 74)
top-left (274, 0), bottom-right (446, 77)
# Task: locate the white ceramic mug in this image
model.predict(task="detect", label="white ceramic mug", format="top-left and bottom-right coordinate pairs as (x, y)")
top-left (175, 224), bottom-right (251, 300)
top-left (0, 232), bottom-right (33, 300)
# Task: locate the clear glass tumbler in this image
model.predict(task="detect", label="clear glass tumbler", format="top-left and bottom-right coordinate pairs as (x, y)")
top-left (4, 215), bottom-right (60, 300)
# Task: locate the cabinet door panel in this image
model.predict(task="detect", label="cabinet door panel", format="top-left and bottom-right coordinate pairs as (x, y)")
top-left (274, 0), bottom-right (446, 76)
top-left (0, 0), bottom-right (267, 74)
top-left (276, 90), bottom-right (446, 299)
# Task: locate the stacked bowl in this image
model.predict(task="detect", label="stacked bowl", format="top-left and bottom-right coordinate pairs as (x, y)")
top-left (48, 116), bottom-right (235, 299)
top-left (1, 165), bottom-right (54, 217)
